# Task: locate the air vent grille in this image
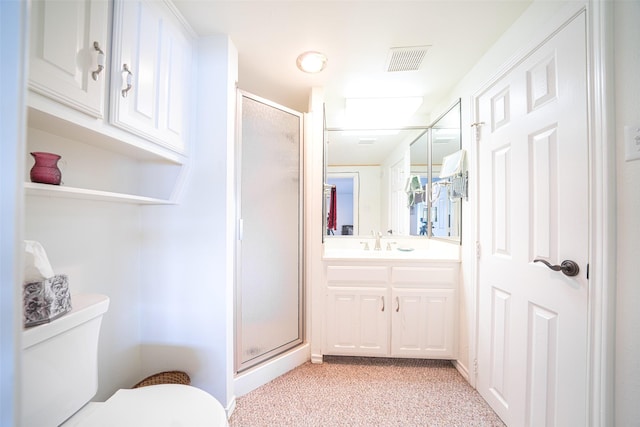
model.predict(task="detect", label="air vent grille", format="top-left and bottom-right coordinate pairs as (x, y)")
top-left (386, 46), bottom-right (430, 72)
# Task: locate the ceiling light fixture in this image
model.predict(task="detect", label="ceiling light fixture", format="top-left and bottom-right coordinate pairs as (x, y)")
top-left (296, 51), bottom-right (327, 73)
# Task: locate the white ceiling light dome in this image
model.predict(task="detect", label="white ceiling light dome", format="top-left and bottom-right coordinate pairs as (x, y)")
top-left (296, 51), bottom-right (328, 73)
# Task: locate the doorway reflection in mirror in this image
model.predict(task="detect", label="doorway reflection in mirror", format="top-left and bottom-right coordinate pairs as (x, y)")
top-left (325, 173), bottom-right (359, 236)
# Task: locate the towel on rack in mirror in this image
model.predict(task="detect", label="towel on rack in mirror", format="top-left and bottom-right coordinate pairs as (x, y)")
top-left (327, 186), bottom-right (337, 232)
top-left (430, 182), bottom-right (442, 202)
top-left (405, 175), bottom-right (425, 207)
top-left (439, 149), bottom-right (466, 179)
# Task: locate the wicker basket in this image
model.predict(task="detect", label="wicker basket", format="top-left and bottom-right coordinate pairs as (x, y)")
top-left (132, 370), bottom-right (191, 389)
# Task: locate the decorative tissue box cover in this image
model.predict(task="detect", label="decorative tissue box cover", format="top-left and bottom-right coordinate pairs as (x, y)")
top-left (23, 274), bottom-right (72, 327)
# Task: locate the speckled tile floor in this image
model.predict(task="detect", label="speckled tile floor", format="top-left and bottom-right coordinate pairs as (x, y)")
top-left (229, 356), bottom-right (505, 427)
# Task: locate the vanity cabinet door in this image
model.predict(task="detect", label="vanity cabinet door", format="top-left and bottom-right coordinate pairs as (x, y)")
top-left (391, 288), bottom-right (456, 358)
top-left (110, 0), bottom-right (193, 153)
top-left (29, 0), bottom-right (108, 117)
top-left (326, 287), bottom-right (389, 356)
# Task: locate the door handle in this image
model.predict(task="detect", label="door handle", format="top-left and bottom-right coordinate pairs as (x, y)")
top-left (533, 259), bottom-right (580, 277)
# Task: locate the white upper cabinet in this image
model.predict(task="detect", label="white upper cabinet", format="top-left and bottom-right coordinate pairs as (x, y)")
top-left (29, 0), bottom-right (108, 118)
top-left (25, 0), bottom-right (195, 204)
top-left (110, 0), bottom-right (193, 154)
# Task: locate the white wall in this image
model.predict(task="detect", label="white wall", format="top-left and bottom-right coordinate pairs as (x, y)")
top-left (24, 197), bottom-right (143, 400)
top-left (614, 1), bottom-right (640, 424)
top-left (23, 110), bottom-right (154, 402)
top-left (139, 35), bottom-right (238, 411)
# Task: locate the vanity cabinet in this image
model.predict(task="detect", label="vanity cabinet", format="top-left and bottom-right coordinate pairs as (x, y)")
top-left (326, 287), bottom-right (389, 356)
top-left (325, 266), bottom-right (390, 356)
top-left (323, 261), bottom-right (458, 359)
top-left (110, 0), bottom-right (193, 153)
top-left (29, 0), bottom-right (109, 118)
top-left (391, 288), bottom-right (456, 358)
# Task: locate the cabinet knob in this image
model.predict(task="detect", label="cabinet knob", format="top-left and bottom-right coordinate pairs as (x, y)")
top-left (91, 41), bottom-right (105, 81)
top-left (121, 64), bottom-right (133, 98)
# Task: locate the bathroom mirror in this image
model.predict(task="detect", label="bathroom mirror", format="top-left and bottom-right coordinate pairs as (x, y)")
top-left (408, 131), bottom-right (429, 236)
top-left (324, 99), bottom-right (462, 242)
top-left (424, 100), bottom-right (463, 242)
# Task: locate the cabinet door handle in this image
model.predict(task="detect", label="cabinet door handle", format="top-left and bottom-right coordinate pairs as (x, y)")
top-left (395, 297), bottom-right (400, 312)
top-left (91, 41), bottom-right (105, 81)
top-left (380, 296), bottom-right (385, 312)
top-left (121, 64), bottom-right (133, 97)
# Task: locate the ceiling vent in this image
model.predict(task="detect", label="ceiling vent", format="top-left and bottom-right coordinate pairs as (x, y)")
top-left (385, 46), bottom-right (430, 72)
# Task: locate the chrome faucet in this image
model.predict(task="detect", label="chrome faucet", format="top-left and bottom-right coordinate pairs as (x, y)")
top-left (372, 230), bottom-right (382, 251)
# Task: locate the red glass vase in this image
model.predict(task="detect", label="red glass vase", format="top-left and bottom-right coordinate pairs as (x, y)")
top-left (30, 152), bottom-right (62, 185)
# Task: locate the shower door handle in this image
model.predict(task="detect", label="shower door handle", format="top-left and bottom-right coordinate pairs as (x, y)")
top-left (533, 259), bottom-right (580, 277)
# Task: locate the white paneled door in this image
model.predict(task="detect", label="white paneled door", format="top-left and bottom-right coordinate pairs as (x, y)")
top-left (476, 11), bottom-right (589, 426)
top-left (390, 157), bottom-right (409, 235)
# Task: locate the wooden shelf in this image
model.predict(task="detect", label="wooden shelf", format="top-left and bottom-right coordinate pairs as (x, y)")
top-left (24, 182), bottom-right (174, 205)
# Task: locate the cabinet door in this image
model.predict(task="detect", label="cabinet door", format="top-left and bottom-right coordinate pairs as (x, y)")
top-left (391, 288), bottom-right (456, 358)
top-left (29, 0), bottom-right (108, 117)
top-left (326, 287), bottom-right (389, 356)
top-left (110, 0), bottom-right (192, 153)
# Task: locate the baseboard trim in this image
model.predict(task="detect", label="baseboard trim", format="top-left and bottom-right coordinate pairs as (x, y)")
top-left (452, 360), bottom-right (470, 383)
top-left (224, 396), bottom-right (236, 419)
top-left (233, 343), bottom-right (310, 397)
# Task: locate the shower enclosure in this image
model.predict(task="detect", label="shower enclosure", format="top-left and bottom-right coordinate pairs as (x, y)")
top-left (235, 91), bottom-right (304, 373)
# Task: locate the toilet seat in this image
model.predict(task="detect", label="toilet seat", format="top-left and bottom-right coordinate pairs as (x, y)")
top-left (63, 384), bottom-right (228, 427)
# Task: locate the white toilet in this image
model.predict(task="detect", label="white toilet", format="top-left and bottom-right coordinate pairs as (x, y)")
top-left (22, 294), bottom-right (229, 427)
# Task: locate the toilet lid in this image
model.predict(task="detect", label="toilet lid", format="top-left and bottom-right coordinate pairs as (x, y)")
top-left (66, 384), bottom-right (228, 427)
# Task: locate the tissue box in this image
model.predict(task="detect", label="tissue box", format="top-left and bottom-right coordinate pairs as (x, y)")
top-left (23, 274), bottom-right (72, 328)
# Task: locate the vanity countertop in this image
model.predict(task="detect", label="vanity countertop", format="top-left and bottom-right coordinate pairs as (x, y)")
top-left (323, 239), bottom-right (461, 262)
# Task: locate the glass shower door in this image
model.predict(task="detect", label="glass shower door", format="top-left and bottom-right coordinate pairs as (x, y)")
top-left (236, 91), bottom-right (303, 372)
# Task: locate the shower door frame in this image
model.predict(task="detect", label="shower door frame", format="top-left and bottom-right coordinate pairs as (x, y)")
top-left (234, 90), bottom-right (305, 373)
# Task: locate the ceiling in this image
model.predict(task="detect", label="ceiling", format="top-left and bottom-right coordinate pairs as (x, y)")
top-left (172, 0), bottom-right (532, 162)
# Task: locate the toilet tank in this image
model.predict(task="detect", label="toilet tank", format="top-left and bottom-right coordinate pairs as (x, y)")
top-left (22, 294), bottom-right (110, 427)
